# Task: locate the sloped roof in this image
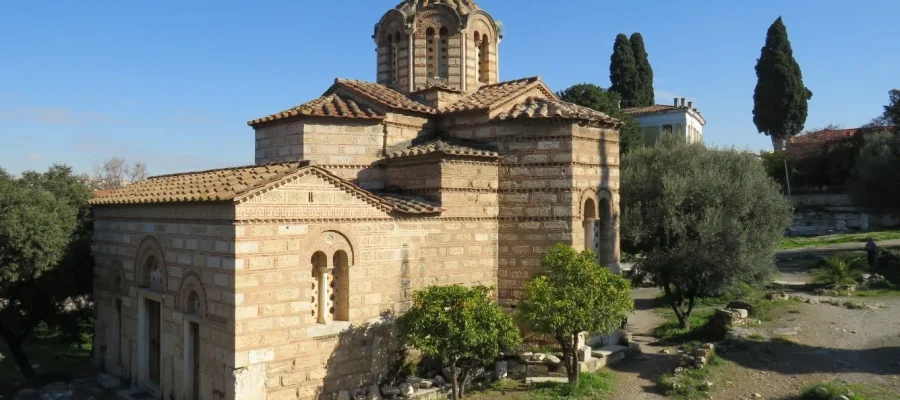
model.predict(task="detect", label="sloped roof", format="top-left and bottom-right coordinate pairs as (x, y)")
top-left (386, 139), bottom-right (500, 159)
top-left (441, 77), bottom-right (552, 113)
top-left (621, 104), bottom-right (678, 117)
top-left (248, 79), bottom-right (436, 126)
top-left (89, 162), bottom-right (443, 216)
top-left (623, 104), bottom-right (706, 125)
top-left (496, 97), bottom-right (619, 124)
top-left (89, 162), bottom-right (309, 205)
top-left (248, 93), bottom-right (383, 125)
top-left (380, 194), bottom-right (444, 214)
top-left (249, 76), bottom-right (621, 127)
top-left (338, 79), bottom-right (437, 115)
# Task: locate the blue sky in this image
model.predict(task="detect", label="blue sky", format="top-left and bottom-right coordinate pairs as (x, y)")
top-left (1, 0), bottom-right (898, 176)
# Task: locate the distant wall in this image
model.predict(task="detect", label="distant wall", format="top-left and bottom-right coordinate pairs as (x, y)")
top-left (791, 193), bottom-right (899, 236)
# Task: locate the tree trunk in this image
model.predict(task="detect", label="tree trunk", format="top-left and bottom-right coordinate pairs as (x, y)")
top-left (570, 332), bottom-right (580, 386)
top-left (2, 330), bottom-right (36, 387)
top-left (449, 360), bottom-right (460, 400)
top-left (555, 332), bottom-right (579, 384)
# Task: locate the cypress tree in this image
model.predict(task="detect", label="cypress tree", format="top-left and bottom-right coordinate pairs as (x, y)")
top-left (753, 17), bottom-right (813, 151)
top-left (609, 34), bottom-right (641, 108)
top-left (630, 32), bottom-right (655, 107)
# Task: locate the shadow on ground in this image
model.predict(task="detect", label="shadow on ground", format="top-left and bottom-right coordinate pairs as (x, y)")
top-left (719, 339), bottom-right (900, 376)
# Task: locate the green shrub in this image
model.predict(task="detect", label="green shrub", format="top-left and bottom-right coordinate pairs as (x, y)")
top-left (801, 381), bottom-right (865, 400)
top-left (820, 257), bottom-right (856, 285)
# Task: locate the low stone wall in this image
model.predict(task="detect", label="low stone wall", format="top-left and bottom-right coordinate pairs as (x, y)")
top-left (790, 193), bottom-right (898, 236)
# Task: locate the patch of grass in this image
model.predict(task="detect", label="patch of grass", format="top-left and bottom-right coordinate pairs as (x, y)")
top-left (658, 354), bottom-right (725, 400)
top-left (469, 372), bottom-right (616, 400)
top-left (653, 309), bottom-right (715, 341)
top-left (0, 326), bottom-right (93, 393)
top-left (779, 230), bottom-right (900, 250)
top-left (801, 380), bottom-right (897, 400)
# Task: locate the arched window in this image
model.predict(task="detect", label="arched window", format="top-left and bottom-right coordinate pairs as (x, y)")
top-left (583, 198), bottom-right (598, 257)
top-left (332, 251), bottom-right (350, 322)
top-left (142, 256), bottom-right (164, 293)
top-left (438, 27), bottom-right (449, 79)
top-left (598, 198), bottom-right (612, 266)
top-left (478, 33), bottom-right (490, 83)
top-left (426, 28), bottom-right (436, 78)
top-left (390, 33), bottom-right (401, 83)
top-left (310, 252), bottom-right (329, 324)
top-left (473, 31), bottom-right (481, 81)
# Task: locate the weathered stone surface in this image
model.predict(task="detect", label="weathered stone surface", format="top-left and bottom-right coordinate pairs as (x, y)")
top-left (381, 385), bottom-right (400, 397)
top-left (338, 390), bottom-right (351, 400)
top-left (398, 383), bottom-right (415, 396)
top-left (545, 355), bottom-right (561, 365)
top-left (494, 360), bottom-right (508, 378)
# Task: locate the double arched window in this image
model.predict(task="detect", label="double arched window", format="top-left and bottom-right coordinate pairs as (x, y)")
top-left (426, 27), bottom-right (450, 79)
top-left (310, 249), bottom-right (350, 324)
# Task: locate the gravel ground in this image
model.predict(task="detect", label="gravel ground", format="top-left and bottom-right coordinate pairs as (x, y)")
top-left (608, 287), bottom-right (900, 400)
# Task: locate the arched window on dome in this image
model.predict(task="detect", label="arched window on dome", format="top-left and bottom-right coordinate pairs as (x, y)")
top-left (389, 33), bottom-right (399, 84)
top-left (426, 28), bottom-right (436, 78)
top-left (478, 33), bottom-right (490, 83)
top-left (438, 27), bottom-right (449, 79)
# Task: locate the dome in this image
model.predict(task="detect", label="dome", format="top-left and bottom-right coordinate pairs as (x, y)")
top-left (395, 0), bottom-right (480, 17)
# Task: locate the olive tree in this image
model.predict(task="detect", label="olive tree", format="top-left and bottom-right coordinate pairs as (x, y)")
top-left (398, 285), bottom-right (519, 400)
top-left (621, 138), bottom-right (792, 328)
top-left (0, 165), bottom-right (93, 385)
top-left (519, 244), bottom-right (633, 384)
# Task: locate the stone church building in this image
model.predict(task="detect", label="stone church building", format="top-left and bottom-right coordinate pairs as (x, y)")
top-left (89, 1), bottom-right (622, 399)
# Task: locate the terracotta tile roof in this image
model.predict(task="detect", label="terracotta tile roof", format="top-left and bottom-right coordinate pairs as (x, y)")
top-left (379, 194), bottom-right (444, 214)
top-left (396, 0), bottom-right (479, 17)
top-left (495, 97), bottom-right (620, 124)
top-left (442, 77), bottom-right (547, 113)
top-left (790, 128), bottom-right (860, 145)
top-left (337, 79), bottom-right (437, 115)
top-left (413, 80), bottom-right (464, 94)
top-left (89, 161), bottom-right (446, 216)
top-left (386, 139), bottom-right (500, 159)
top-left (621, 104), bottom-right (679, 117)
top-left (248, 93), bottom-right (383, 125)
top-left (89, 162), bottom-right (309, 205)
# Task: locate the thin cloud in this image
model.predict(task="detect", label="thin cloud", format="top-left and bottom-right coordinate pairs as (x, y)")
top-left (27, 153), bottom-right (41, 160)
top-left (0, 107), bottom-right (136, 126)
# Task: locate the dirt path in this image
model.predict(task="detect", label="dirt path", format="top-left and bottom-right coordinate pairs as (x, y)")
top-left (712, 294), bottom-right (900, 399)
top-left (607, 287), bottom-right (679, 400)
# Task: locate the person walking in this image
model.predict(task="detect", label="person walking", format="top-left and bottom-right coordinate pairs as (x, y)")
top-left (865, 238), bottom-right (878, 267)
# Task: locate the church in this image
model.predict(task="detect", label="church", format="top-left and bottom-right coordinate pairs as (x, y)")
top-left (89, 1), bottom-right (622, 399)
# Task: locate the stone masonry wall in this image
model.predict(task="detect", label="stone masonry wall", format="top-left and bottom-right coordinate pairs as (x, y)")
top-left (91, 204), bottom-right (238, 400)
top-left (441, 119), bottom-right (620, 306)
top-left (254, 119), bottom-right (386, 190)
top-left (231, 171), bottom-right (497, 400)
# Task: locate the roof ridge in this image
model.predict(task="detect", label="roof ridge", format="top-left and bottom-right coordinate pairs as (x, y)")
top-left (147, 161), bottom-right (307, 180)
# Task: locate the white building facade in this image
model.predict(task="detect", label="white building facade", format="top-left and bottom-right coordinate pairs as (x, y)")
top-left (623, 97), bottom-right (706, 145)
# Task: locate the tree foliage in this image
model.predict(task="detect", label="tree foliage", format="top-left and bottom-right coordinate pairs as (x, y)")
top-left (0, 165), bottom-right (94, 385)
top-left (630, 32), bottom-right (655, 108)
top-left (621, 138), bottom-right (792, 329)
top-left (557, 83), bottom-right (643, 155)
top-left (882, 89), bottom-right (900, 128)
top-left (849, 131), bottom-right (900, 214)
top-left (520, 244), bottom-right (633, 384)
top-left (609, 34), bottom-right (641, 108)
top-left (398, 285), bottom-right (519, 400)
top-left (752, 17), bottom-right (813, 151)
